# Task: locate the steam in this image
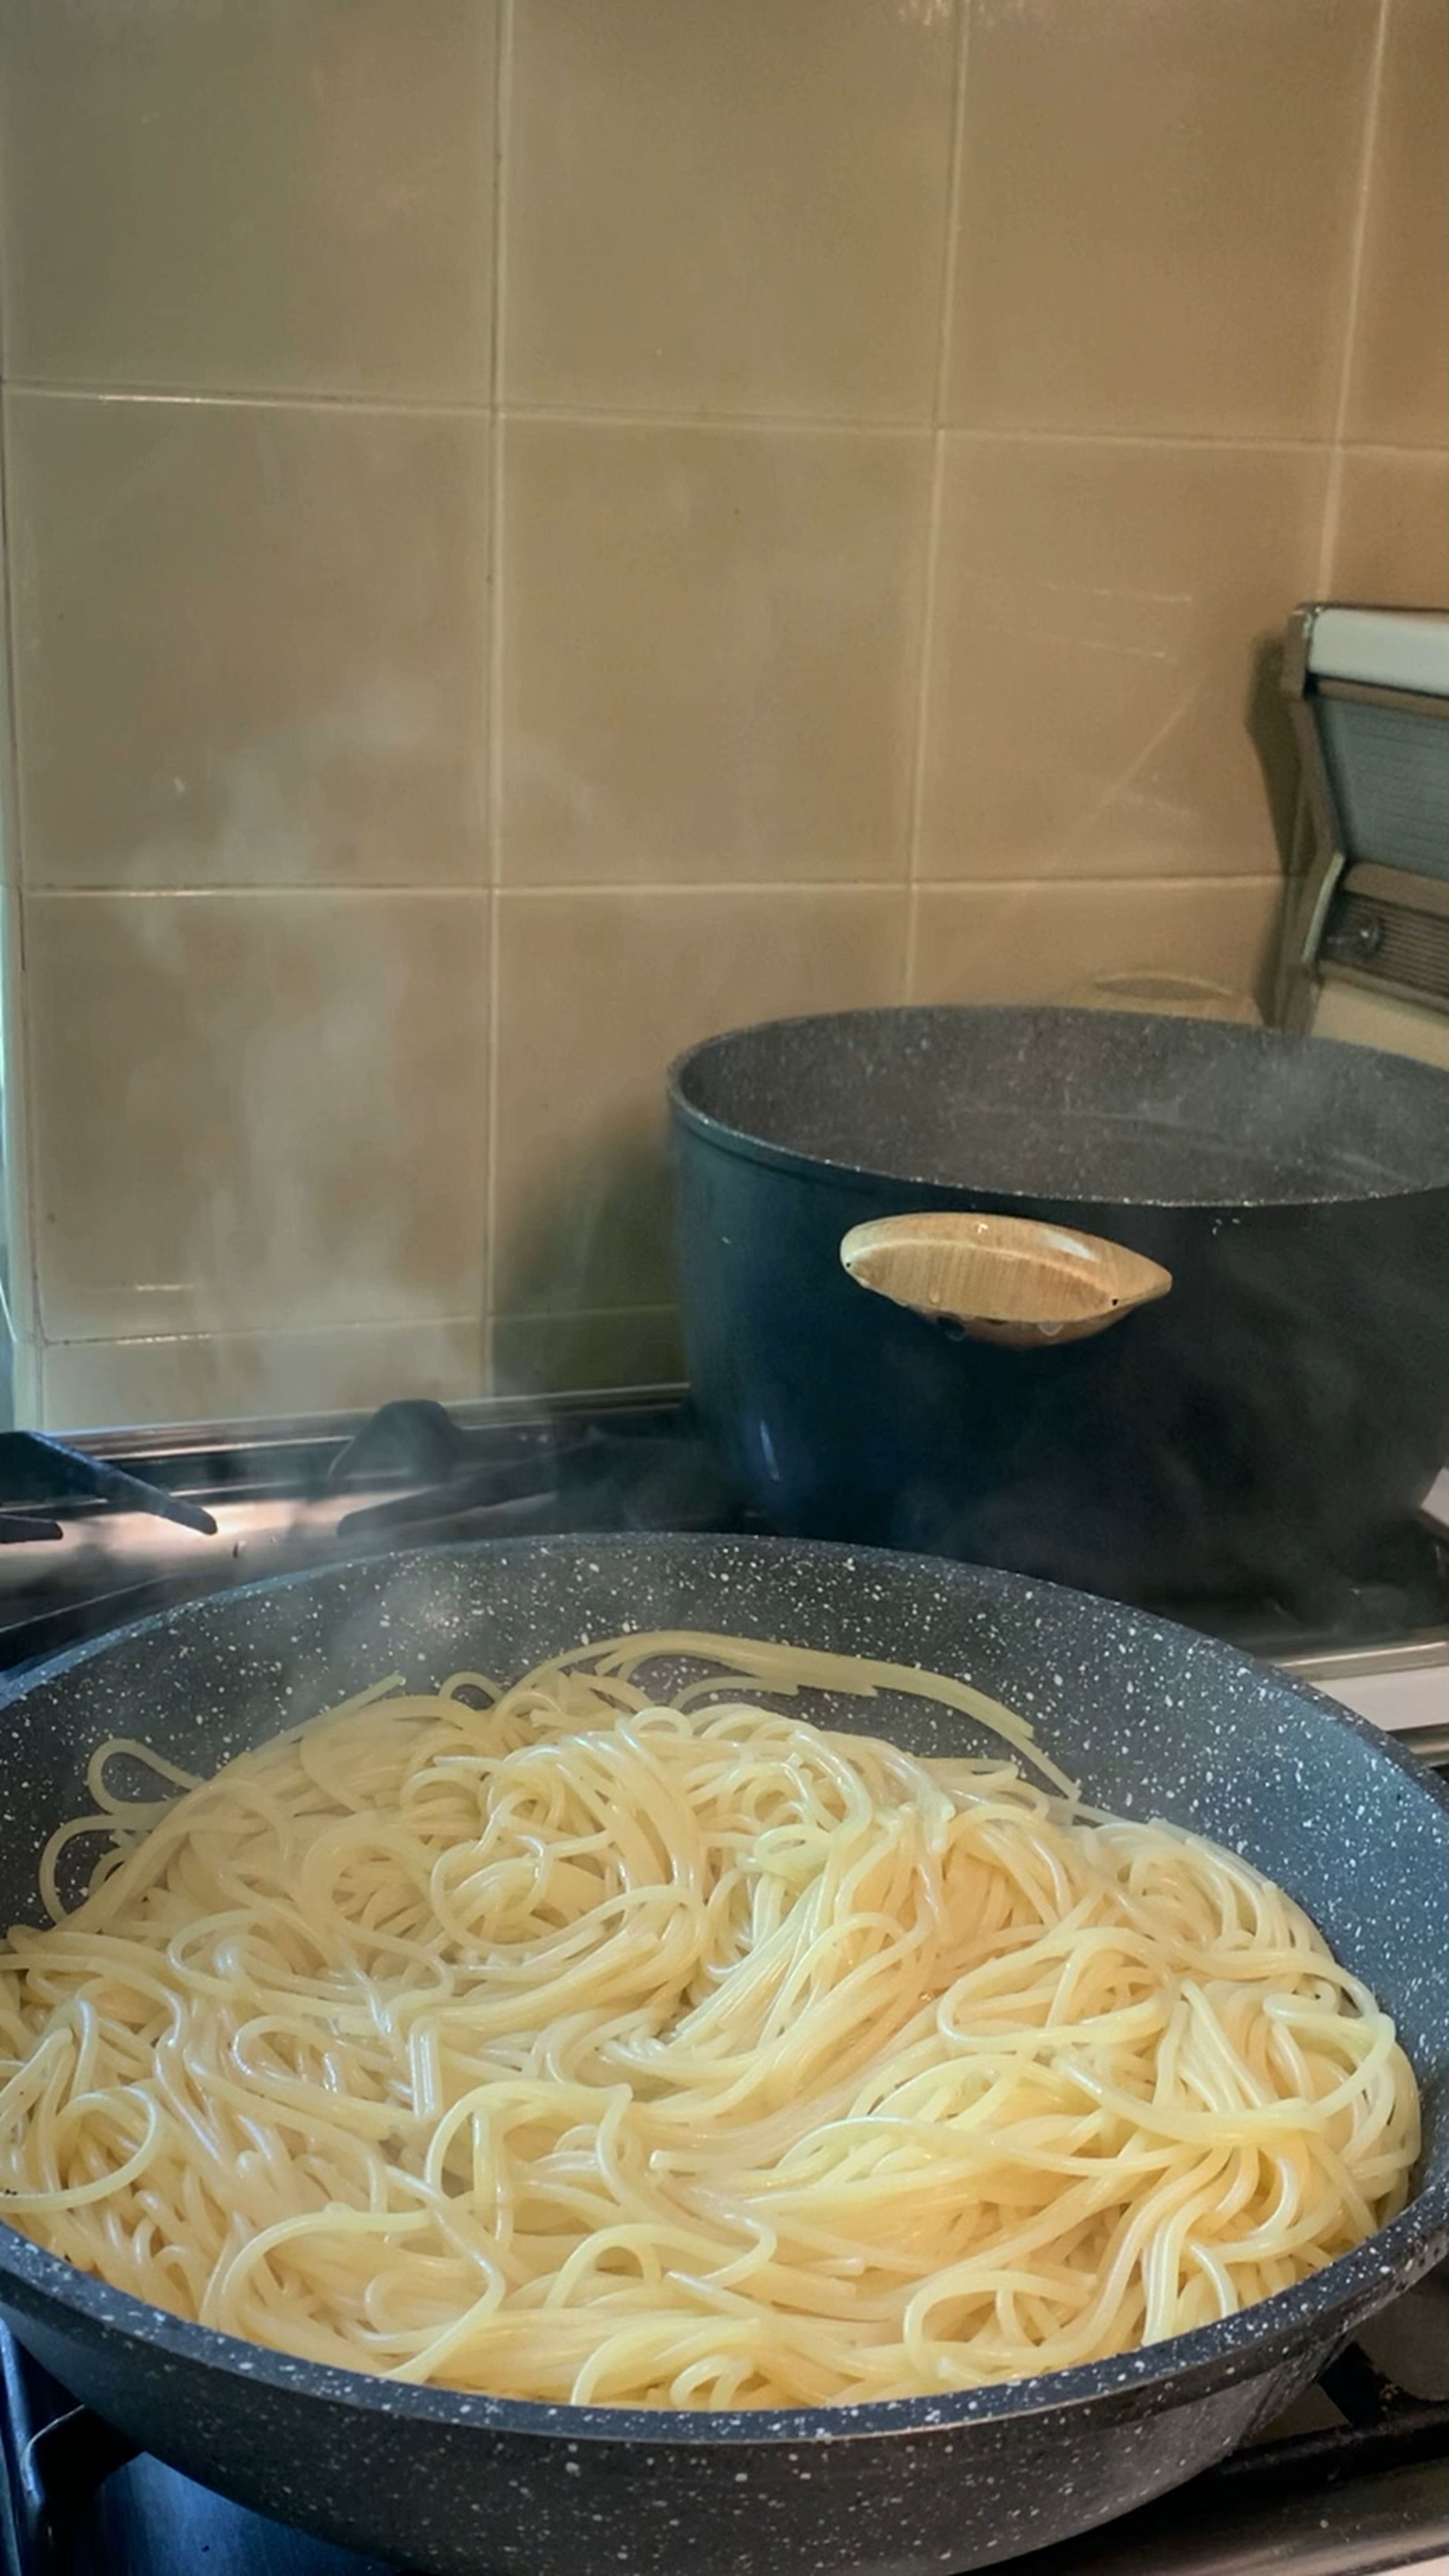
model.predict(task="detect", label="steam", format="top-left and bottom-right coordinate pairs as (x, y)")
top-left (58, 871), bottom-right (478, 1435)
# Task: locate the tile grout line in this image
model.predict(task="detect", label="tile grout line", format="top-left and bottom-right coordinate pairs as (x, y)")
top-left (0, 379), bottom-right (46, 1405)
top-left (482, 0), bottom-right (515, 1394)
top-left (507, 402), bottom-right (933, 439)
top-left (1, 376), bottom-right (1352, 459)
top-left (904, 0), bottom-right (973, 1006)
top-left (3, 381), bottom-right (932, 435)
top-left (6, 381), bottom-right (497, 421)
top-left (1316, 0), bottom-right (1393, 595)
top-left (28, 885), bottom-right (498, 903)
top-left (929, 2), bottom-right (971, 437)
top-left (489, 876), bottom-right (912, 899)
top-left (491, 1301), bottom-right (679, 1333)
top-left (1341, 438), bottom-right (1449, 462)
top-left (26, 870), bottom-right (1286, 903)
top-left (904, 446), bottom-right (944, 1004)
top-left (46, 1315), bottom-right (490, 1355)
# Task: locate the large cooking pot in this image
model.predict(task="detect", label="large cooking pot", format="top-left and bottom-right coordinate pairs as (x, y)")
top-left (0, 1534), bottom-right (1445, 2576)
top-left (669, 1006), bottom-right (1449, 1603)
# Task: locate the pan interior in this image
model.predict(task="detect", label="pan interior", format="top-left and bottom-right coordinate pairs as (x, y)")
top-left (2, 1535), bottom-right (1445, 2173)
top-left (671, 1007), bottom-right (1449, 1207)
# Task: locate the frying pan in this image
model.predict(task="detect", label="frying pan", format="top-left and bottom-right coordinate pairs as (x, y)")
top-left (669, 1006), bottom-right (1449, 1603)
top-left (0, 1533), bottom-right (1445, 2576)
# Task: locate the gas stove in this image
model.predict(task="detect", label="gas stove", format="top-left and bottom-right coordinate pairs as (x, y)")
top-left (0, 1390), bottom-right (1444, 2576)
top-left (0, 1394), bottom-right (741, 1671)
top-left (0, 1397), bottom-right (1446, 1693)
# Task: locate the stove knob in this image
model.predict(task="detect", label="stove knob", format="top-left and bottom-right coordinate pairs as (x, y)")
top-left (1324, 909), bottom-right (1386, 964)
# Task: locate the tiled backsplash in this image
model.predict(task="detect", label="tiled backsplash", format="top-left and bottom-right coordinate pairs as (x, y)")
top-left (0, 0), bottom-right (1444, 1429)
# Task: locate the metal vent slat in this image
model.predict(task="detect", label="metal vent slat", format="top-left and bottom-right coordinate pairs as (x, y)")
top-left (1319, 698), bottom-right (1449, 879)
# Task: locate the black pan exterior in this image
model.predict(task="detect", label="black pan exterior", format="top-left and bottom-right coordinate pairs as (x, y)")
top-left (0, 1535), bottom-right (1444, 2576)
top-left (670, 1006), bottom-right (1449, 1601)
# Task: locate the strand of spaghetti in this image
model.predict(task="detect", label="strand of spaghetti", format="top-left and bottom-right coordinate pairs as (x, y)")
top-left (86, 1742), bottom-right (206, 1807)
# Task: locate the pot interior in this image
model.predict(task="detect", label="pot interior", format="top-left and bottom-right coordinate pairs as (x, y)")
top-left (671, 1007), bottom-right (1449, 1209)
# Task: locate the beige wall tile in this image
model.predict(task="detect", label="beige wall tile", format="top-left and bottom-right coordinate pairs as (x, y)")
top-left (948, 0), bottom-right (1377, 438)
top-left (501, 421), bottom-right (931, 885)
top-left (1347, 0), bottom-right (1449, 447)
top-left (10, 1340), bottom-right (41, 1435)
top-left (491, 1307), bottom-right (685, 1399)
top-left (920, 437), bottom-right (1328, 882)
top-left (0, 777), bottom-right (35, 1351)
top-left (494, 887), bottom-right (906, 1313)
top-left (0, 0), bottom-right (496, 400)
top-left (1332, 450), bottom-right (1449, 603)
top-left (910, 878), bottom-right (1283, 1008)
top-left (26, 892), bottom-right (489, 1342)
top-left (43, 1318), bottom-right (486, 1437)
top-left (504, 0), bottom-right (956, 421)
top-left (8, 395), bottom-right (490, 890)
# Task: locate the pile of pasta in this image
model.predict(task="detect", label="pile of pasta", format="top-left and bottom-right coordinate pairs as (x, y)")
top-left (0, 1631), bottom-right (1418, 2408)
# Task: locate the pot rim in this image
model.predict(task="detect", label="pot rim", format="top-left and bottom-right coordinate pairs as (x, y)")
top-left (668, 1006), bottom-right (1449, 1214)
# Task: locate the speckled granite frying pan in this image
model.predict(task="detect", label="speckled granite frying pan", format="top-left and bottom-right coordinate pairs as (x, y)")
top-left (0, 1533), bottom-right (1443, 2576)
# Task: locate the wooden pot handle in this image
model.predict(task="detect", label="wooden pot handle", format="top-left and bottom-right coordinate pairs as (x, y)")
top-left (839, 1213), bottom-right (1173, 1349)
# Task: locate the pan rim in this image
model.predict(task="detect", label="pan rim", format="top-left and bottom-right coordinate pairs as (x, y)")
top-left (668, 1004), bottom-right (1449, 1213)
top-left (0, 1531), bottom-right (1446, 2451)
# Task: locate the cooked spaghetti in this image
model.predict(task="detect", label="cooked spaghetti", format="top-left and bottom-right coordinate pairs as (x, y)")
top-left (0, 1632), bottom-right (1418, 2408)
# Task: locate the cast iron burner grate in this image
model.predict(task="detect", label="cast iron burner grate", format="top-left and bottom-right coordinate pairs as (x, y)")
top-left (4, 2283), bottom-right (1449, 2576)
top-left (0, 1436), bottom-right (218, 1547)
top-left (0, 1398), bottom-right (749, 1678)
top-left (322, 1398), bottom-right (744, 1544)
